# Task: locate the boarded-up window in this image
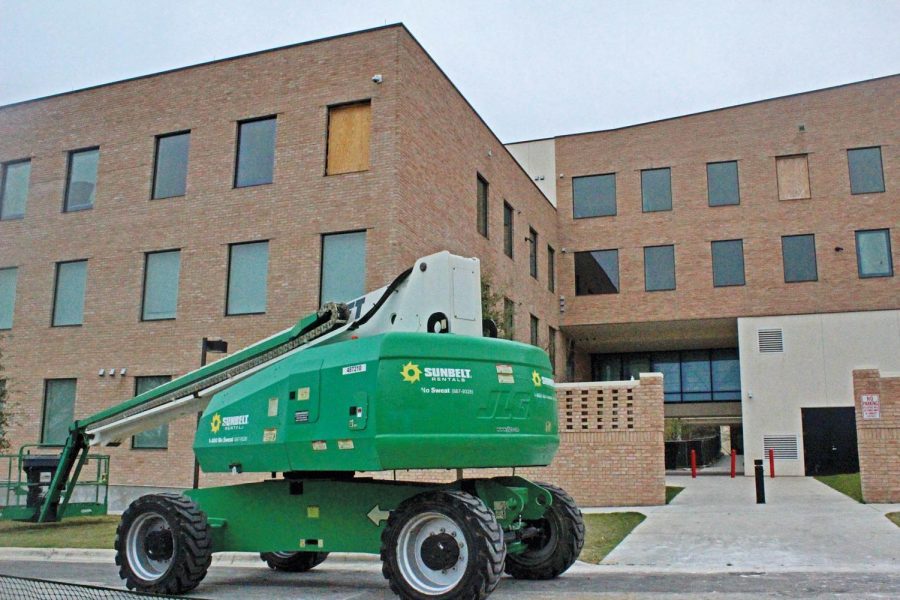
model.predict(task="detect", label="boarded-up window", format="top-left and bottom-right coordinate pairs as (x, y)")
top-left (776, 155), bottom-right (810, 200)
top-left (326, 102), bottom-right (371, 175)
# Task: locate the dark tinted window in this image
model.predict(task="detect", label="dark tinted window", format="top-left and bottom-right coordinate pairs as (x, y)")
top-left (782, 234), bottom-right (817, 282)
top-left (42, 379), bottom-right (76, 445)
top-left (847, 147), bottom-right (884, 194)
top-left (153, 132), bottom-right (190, 199)
top-left (476, 175), bottom-right (488, 237)
top-left (575, 250), bottom-right (619, 295)
top-left (65, 148), bottom-right (99, 211)
top-left (503, 202), bottom-right (513, 258)
top-left (530, 314), bottom-right (539, 346)
top-left (707, 161), bottom-right (740, 206)
top-left (227, 241), bottom-right (269, 314)
top-left (320, 231), bottom-right (367, 304)
top-left (641, 168), bottom-right (672, 212)
top-left (573, 173), bottom-right (616, 218)
top-left (235, 117), bottom-right (276, 187)
top-left (52, 260), bottom-right (87, 326)
top-left (142, 250), bottom-right (181, 320)
top-left (711, 239), bottom-right (745, 287)
top-left (132, 376), bottom-right (171, 449)
top-left (547, 246), bottom-right (555, 292)
top-left (644, 245), bottom-right (675, 291)
top-left (855, 229), bottom-right (893, 278)
top-left (1, 160), bottom-right (30, 219)
top-left (529, 228), bottom-right (538, 278)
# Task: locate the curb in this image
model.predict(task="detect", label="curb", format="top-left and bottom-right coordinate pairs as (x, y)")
top-left (0, 548), bottom-right (379, 567)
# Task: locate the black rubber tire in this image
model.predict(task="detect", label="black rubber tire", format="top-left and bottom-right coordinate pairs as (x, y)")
top-left (381, 490), bottom-right (506, 600)
top-left (503, 482), bottom-right (585, 580)
top-left (115, 493), bottom-right (212, 594)
top-left (260, 551), bottom-right (329, 572)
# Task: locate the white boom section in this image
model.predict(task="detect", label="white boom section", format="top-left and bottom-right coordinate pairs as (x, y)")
top-left (86, 252), bottom-right (482, 446)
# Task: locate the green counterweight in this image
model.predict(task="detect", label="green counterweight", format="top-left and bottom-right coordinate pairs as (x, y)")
top-left (193, 332), bottom-right (559, 474)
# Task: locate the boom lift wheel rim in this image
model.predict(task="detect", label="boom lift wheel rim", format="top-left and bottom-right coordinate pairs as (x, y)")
top-left (396, 511), bottom-right (467, 594)
top-left (126, 511), bottom-right (174, 582)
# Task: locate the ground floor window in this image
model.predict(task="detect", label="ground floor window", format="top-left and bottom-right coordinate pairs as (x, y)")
top-left (591, 348), bottom-right (740, 402)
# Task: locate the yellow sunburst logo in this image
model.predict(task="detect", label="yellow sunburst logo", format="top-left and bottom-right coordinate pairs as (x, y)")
top-left (210, 413), bottom-right (222, 434)
top-left (401, 362), bottom-right (422, 383)
top-left (532, 370), bottom-right (542, 387)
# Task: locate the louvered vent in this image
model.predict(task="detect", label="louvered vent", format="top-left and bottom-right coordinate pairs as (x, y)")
top-left (758, 328), bottom-right (784, 353)
top-left (763, 435), bottom-right (799, 459)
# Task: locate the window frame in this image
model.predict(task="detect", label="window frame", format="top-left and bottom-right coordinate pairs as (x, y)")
top-left (225, 240), bottom-right (270, 316)
top-left (325, 99), bottom-right (372, 176)
top-left (574, 249), bottom-right (620, 296)
top-left (530, 314), bottom-right (539, 347)
top-left (643, 244), bottom-right (676, 292)
top-left (63, 146), bottom-right (100, 213)
top-left (640, 167), bottom-right (673, 213)
top-left (318, 229), bottom-right (368, 306)
top-left (711, 239), bottom-right (746, 287)
top-left (529, 227), bottom-right (538, 279)
top-left (41, 378), bottom-right (77, 446)
top-left (847, 146), bottom-right (885, 195)
top-left (151, 130), bottom-right (191, 200)
top-left (140, 249), bottom-right (181, 322)
top-left (503, 201), bottom-right (514, 258)
top-left (131, 376), bottom-right (172, 449)
top-left (476, 174), bottom-right (489, 238)
top-left (781, 234), bottom-right (818, 283)
top-left (775, 154), bottom-right (811, 201)
top-left (0, 266), bottom-right (17, 330)
top-left (572, 172), bottom-right (617, 219)
top-left (233, 115), bottom-right (277, 189)
top-left (51, 259), bottom-right (88, 327)
top-left (706, 160), bottom-right (740, 207)
top-left (547, 245), bottom-right (555, 292)
top-left (855, 228), bottom-right (893, 278)
top-left (1, 158), bottom-right (31, 220)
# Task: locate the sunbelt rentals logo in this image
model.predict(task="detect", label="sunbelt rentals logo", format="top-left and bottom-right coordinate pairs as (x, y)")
top-left (400, 361), bottom-right (473, 384)
top-left (210, 412), bottom-right (249, 433)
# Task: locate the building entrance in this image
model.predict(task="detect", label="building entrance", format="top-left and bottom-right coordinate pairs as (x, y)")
top-left (801, 407), bottom-right (859, 476)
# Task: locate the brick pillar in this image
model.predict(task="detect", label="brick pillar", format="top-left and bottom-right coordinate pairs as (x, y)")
top-left (853, 369), bottom-right (900, 503)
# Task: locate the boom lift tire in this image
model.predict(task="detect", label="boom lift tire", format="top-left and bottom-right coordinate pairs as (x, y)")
top-left (381, 490), bottom-right (506, 600)
top-left (503, 482), bottom-right (584, 580)
top-left (115, 493), bottom-right (212, 594)
top-left (260, 550), bottom-right (329, 572)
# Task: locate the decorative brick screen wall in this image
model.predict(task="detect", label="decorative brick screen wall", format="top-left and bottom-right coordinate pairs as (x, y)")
top-left (853, 369), bottom-right (900, 503)
top-left (376, 373), bottom-right (665, 507)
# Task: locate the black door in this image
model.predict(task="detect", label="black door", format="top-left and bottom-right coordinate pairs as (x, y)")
top-left (801, 407), bottom-right (859, 476)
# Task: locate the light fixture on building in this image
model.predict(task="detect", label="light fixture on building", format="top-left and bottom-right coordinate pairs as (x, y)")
top-left (834, 246), bottom-right (844, 253)
top-left (372, 74), bottom-right (383, 84)
top-left (98, 369), bottom-right (105, 376)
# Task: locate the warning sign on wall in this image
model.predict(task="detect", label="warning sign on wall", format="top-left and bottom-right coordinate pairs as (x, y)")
top-left (861, 394), bottom-right (881, 420)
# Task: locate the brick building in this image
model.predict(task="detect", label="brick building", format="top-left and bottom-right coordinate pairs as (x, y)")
top-left (0, 24), bottom-right (897, 497)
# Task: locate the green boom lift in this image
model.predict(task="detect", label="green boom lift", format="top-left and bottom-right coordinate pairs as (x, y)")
top-left (29, 252), bottom-right (584, 600)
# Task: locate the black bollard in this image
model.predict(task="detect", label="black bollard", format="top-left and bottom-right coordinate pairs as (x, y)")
top-left (754, 459), bottom-right (766, 504)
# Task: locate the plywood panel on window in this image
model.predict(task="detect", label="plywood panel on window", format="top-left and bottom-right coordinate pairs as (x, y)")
top-left (326, 102), bottom-right (371, 175)
top-left (776, 154), bottom-right (810, 200)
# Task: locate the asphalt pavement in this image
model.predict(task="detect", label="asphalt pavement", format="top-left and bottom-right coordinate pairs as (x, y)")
top-left (1, 557), bottom-right (900, 599)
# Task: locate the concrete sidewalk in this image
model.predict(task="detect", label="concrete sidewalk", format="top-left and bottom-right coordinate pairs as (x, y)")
top-left (599, 476), bottom-right (900, 572)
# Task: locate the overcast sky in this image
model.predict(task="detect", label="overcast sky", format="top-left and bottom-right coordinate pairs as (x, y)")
top-left (1, 1), bottom-right (898, 141)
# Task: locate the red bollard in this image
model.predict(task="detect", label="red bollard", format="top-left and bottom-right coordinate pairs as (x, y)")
top-left (730, 448), bottom-right (736, 478)
top-left (769, 448), bottom-right (775, 478)
top-left (690, 449), bottom-right (697, 478)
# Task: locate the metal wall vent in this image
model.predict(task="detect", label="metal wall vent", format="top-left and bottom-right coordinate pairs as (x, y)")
top-left (763, 435), bottom-right (799, 459)
top-left (757, 328), bottom-right (784, 353)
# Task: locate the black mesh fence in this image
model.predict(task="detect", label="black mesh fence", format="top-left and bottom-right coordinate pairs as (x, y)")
top-left (0, 575), bottom-right (201, 600)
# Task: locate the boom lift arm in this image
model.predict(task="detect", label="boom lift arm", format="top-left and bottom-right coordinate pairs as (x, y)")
top-left (38, 252), bottom-right (484, 522)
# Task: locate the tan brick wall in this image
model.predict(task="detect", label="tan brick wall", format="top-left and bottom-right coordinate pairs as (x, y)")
top-left (556, 75), bottom-right (899, 332)
top-left (853, 369), bottom-right (900, 503)
top-left (0, 25), bottom-right (562, 490)
top-left (370, 373), bottom-right (666, 507)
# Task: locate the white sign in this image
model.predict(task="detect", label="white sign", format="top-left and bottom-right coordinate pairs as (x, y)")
top-left (861, 394), bottom-right (880, 420)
